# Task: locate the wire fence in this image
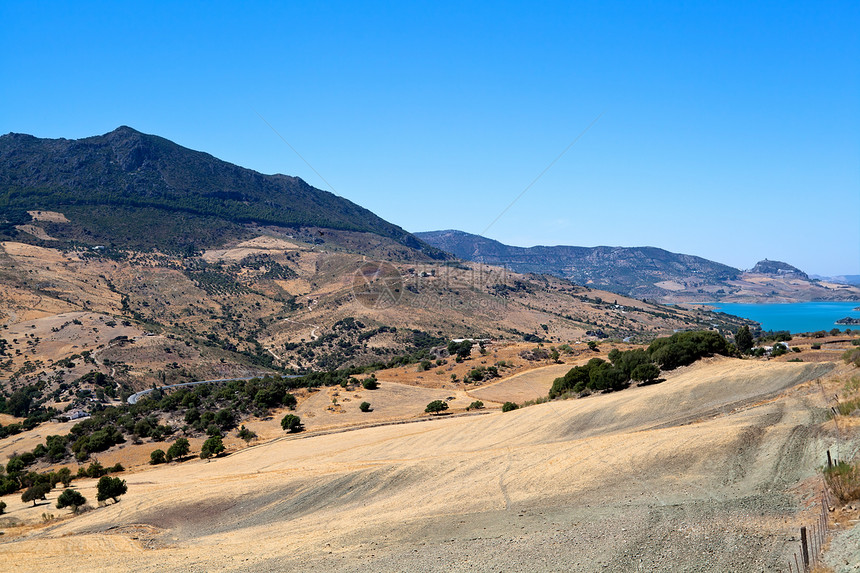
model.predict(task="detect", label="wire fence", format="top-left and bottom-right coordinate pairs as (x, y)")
top-left (784, 451), bottom-right (837, 573)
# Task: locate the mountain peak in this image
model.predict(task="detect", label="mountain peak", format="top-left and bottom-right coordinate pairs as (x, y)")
top-left (0, 128), bottom-right (447, 258)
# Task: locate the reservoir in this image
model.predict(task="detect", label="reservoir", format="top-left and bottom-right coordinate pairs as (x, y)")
top-left (708, 301), bottom-right (860, 334)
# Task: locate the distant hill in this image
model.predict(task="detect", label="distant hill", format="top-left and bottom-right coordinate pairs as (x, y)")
top-left (416, 230), bottom-right (741, 298)
top-left (0, 127), bottom-right (445, 258)
top-left (416, 230), bottom-right (860, 303)
top-left (750, 259), bottom-right (808, 280)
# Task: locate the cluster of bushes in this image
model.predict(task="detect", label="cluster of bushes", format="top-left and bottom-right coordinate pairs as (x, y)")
top-left (550, 331), bottom-right (732, 399)
top-left (0, 384), bottom-right (58, 422)
top-left (843, 347), bottom-right (860, 368)
top-left (447, 340), bottom-right (474, 361)
top-left (463, 366), bottom-right (499, 384)
top-left (647, 330), bottom-right (732, 370)
top-left (0, 458), bottom-right (122, 498)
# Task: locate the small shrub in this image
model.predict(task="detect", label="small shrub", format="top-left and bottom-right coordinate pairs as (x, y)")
top-left (843, 347), bottom-right (860, 367)
top-left (359, 402), bottom-right (371, 412)
top-left (811, 343), bottom-right (821, 350)
top-left (501, 402), bottom-right (519, 412)
top-left (281, 414), bottom-right (304, 433)
top-left (466, 400), bottom-right (484, 411)
top-left (0, 500), bottom-right (5, 514)
top-left (237, 425), bottom-right (257, 442)
top-left (824, 460), bottom-right (860, 504)
top-left (362, 377), bottom-right (378, 390)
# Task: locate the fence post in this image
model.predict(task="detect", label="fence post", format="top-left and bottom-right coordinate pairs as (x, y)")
top-left (812, 523), bottom-right (818, 565)
top-left (801, 526), bottom-right (810, 570)
top-left (827, 449), bottom-right (833, 469)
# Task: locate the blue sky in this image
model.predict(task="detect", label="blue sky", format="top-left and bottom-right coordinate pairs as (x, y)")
top-left (2, 1), bottom-right (858, 275)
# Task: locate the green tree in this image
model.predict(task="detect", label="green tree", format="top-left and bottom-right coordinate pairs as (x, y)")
top-left (200, 436), bottom-right (225, 459)
top-left (735, 325), bottom-right (754, 355)
top-left (56, 489), bottom-right (87, 512)
top-left (631, 363), bottom-right (661, 384)
top-left (96, 476), bottom-right (127, 503)
top-left (22, 482), bottom-right (51, 506)
top-left (0, 500), bottom-right (6, 514)
top-left (359, 402), bottom-right (371, 412)
top-left (56, 467), bottom-right (73, 488)
top-left (166, 437), bottom-right (190, 461)
top-left (467, 400), bottom-right (484, 410)
top-left (362, 377), bottom-right (378, 390)
top-left (150, 449), bottom-right (167, 465)
top-left (281, 414), bottom-right (304, 433)
top-left (425, 400), bottom-right (448, 415)
top-left (501, 402), bottom-right (519, 412)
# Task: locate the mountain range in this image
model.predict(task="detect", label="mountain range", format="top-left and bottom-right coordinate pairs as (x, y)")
top-left (2, 127), bottom-right (856, 304)
top-left (416, 230), bottom-right (860, 303)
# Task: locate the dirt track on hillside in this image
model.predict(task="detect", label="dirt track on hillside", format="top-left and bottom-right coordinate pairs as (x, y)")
top-left (0, 358), bottom-right (848, 572)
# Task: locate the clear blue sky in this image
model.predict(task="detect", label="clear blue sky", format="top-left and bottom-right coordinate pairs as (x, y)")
top-left (2, 1), bottom-right (858, 275)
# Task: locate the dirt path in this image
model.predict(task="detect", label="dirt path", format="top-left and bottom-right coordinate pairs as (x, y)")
top-left (0, 358), bottom-right (847, 572)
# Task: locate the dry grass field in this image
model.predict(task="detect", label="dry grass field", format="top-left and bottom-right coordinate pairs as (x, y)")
top-left (2, 357), bottom-right (856, 572)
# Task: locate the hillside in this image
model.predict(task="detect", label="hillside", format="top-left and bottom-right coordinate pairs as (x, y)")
top-left (0, 127), bottom-right (444, 258)
top-left (0, 356), bottom-right (854, 572)
top-left (417, 230), bottom-right (860, 303)
top-left (0, 235), bottom-right (750, 413)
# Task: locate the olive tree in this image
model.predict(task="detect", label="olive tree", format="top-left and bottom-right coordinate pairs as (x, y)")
top-left (56, 489), bottom-right (87, 512)
top-left (281, 414), bottom-right (304, 433)
top-left (21, 482), bottom-right (51, 506)
top-left (167, 437), bottom-right (190, 461)
top-left (96, 476), bottom-right (127, 503)
top-left (425, 400), bottom-right (448, 415)
top-left (200, 435), bottom-right (225, 459)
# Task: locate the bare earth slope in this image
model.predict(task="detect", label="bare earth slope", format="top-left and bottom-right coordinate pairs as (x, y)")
top-left (0, 359), bottom-right (840, 572)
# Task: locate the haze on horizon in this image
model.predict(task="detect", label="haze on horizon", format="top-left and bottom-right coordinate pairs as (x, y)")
top-left (1, 1), bottom-right (857, 276)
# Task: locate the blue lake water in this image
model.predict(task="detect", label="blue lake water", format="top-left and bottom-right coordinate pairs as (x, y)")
top-left (708, 301), bottom-right (860, 334)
